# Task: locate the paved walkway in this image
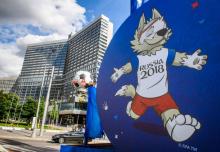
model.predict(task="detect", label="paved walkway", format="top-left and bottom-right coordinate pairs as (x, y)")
top-left (0, 129), bottom-right (60, 152)
top-left (0, 138), bottom-right (59, 152)
top-left (0, 128), bottom-right (60, 141)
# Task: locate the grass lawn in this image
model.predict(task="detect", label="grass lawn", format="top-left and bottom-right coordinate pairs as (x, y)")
top-left (0, 122), bottom-right (31, 128)
top-left (0, 122), bottom-right (61, 130)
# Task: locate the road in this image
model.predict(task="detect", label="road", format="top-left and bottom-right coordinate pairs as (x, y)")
top-left (0, 138), bottom-right (59, 152)
top-left (0, 128), bottom-right (111, 151)
top-left (0, 129), bottom-right (60, 152)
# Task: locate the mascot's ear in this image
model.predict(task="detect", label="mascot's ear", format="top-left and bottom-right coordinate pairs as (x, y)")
top-left (152, 8), bottom-right (162, 19)
top-left (138, 13), bottom-right (146, 30)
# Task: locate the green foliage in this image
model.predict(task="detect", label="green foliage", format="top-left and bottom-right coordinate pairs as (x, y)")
top-left (0, 122), bottom-right (61, 130)
top-left (0, 122), bottom-right (31, 128)
top-left (48, 100), bottom-right (59, 124)
top-left (8, 93), bottom-right (20, 119)
top-left (0, 90), bottom-right (9, 120)
top-left (0, 90), bottom-right (19, 120)
top-left (39, 97), bottom-right (45, 119)
top-left (21, 96), bottom-right (37, 124)
top-left (0, 91), bottom-right (61, 127)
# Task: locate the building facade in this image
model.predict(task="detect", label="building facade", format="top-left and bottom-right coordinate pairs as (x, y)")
top-left (60, 15), bottom-right (113, 126)
top-left (63, 15), bottom-right (113, 98)
top-left (15, 40), bottom-right (68, 102)
top-left (0, 76), bottom-right (17, 93)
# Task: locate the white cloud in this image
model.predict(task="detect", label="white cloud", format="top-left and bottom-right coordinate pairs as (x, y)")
top-left (0, 0), bottom-right (87, 78)
top-left (0, 33), bottom-right (66, 77)
top-left (0, 0), bottom-right (86, 34)
top-left (16, 33), bottom-right (66, 56)
top-left (0, 44), bottom-right (23, 77)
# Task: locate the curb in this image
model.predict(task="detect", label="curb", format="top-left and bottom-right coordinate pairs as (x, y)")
top-left (0, 126), bottom-right (67, 133)
top-left (0, 135), bottom-right (51, 142)
top-left (0, 126), bottom-right (25, 131)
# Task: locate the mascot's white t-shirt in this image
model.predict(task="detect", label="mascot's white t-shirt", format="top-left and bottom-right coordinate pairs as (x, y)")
top-left (135, 48), bottom-right (170, 98)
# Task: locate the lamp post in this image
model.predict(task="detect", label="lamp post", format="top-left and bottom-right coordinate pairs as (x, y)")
top-left (40, 65), bottom-right (55, 136)
top-left (12, 78), bottom-right (21, 123)
top-left (31, 66), bottom-right (46, 138)
top-left (17, 86), bottom-right (28, 126)
top-left (32, 48), bottom-right (56, 137)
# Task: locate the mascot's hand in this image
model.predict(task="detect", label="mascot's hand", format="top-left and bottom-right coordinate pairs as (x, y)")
top-left (182, 49), bottom-right (208, 70)
top-left (115, 85), bottom-right (135, 98)
top-left (111, 68), bottom-right (124, 83)
top-left (115, 85), bottom-right (127, 96)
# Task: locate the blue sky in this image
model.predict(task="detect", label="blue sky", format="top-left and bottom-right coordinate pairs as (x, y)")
top-left (0, 0), bottom-right (131, 78)
top-left (78, 0), bottom-right (130, 32)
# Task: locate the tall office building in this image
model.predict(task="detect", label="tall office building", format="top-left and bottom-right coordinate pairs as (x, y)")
top-left (16, 40), bottom-right (68, 102)
top-left (63, 15), bottom-right (113, 97)
top-left (59, 15), bottom-right (113, 125)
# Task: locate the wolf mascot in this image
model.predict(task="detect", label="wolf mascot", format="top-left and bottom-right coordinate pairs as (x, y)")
top-left (111, 9), bottom-right (207, 142)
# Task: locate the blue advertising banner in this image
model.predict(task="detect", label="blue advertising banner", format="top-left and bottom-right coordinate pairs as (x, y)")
top-left (97, 0), bottom-right (220, 151)
top-left (60, 145), bottom-right (114, 152)
top-left (85, 86), bottom-right (103, 139)
top-left (131, 0), bottom-right (148, 14)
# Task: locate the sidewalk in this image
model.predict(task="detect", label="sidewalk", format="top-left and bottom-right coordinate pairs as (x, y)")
top-left (0, 128), bottom-right (65, 141)
top-left (0, 129), bottom-right (60, 152)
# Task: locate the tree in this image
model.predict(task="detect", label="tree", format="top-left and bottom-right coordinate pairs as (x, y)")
top-left (0, 90), bottom-right (9, 120)
top-left (39, 97), bottom-right (45, 120)
top-left (48, 100), bottom-right (59, 125)
top-left (0, 91), bottom-right (19, 121)
top-left (8, 93), bottom-right (19, 120)
top-left (35, 97), bottom-right (45, 127)
top-left (21, 96), bottom-right (37, 124)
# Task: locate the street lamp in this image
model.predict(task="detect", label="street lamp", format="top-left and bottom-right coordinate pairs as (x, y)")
top-left (40, 49), bottom-right (57, 136)
top-left (32, 49), bottom-right (56, 137)
top-left (40, 66), bottom-right (54, 136)
top-left (31, 66), bottom-right (46, 138)
top-left (12, 77), bottom-right (22, 123)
